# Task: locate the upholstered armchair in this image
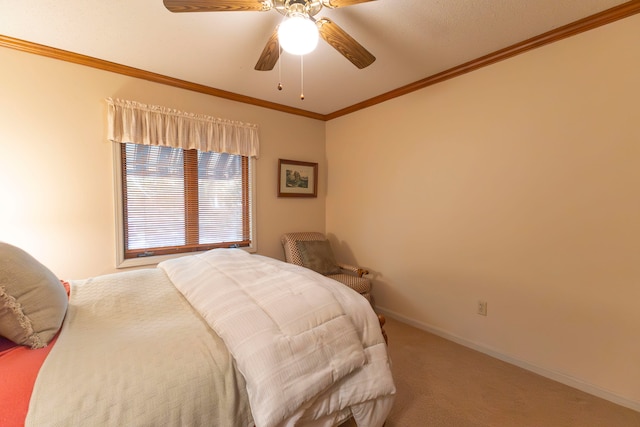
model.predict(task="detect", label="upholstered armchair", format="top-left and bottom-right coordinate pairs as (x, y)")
top-left (280, 232), bottom-right (372, 302)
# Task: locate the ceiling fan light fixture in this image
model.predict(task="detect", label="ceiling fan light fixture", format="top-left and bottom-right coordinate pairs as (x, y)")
top-left (277, 13), bottom-right (319, 55)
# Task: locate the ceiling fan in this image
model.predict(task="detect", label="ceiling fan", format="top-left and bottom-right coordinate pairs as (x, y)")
top-left (163, 0), bottom-right (376, 71)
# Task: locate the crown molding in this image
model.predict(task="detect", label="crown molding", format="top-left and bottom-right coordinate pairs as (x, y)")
top-left (0, 34), bottom-right (325, 121)
top-left (326, 0), bottom-right (640, 119)
top-left (2, 1), bottom-right (639, 121)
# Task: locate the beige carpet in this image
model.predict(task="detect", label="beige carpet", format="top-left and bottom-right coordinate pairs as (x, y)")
top-left (347, 316), bottom-right (640, 426)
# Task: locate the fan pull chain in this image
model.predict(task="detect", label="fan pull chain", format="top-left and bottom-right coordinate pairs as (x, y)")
top-left (277, 40), bottom-right (283, 91)
top-left (300, 55), bottom-right (304, 100)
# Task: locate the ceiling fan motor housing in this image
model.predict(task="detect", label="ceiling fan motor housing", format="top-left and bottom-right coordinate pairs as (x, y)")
top-left (275, 0), bottom-right (323, 17)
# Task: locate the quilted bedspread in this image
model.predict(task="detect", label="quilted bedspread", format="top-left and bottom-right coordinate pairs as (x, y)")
top-left (26, 268), bottom-right (253, 426)
top-left (160, 249), bottom-right (396, 427)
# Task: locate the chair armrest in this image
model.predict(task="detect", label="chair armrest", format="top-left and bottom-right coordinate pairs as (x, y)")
top-left (337, 263), bottom-right (369, 277)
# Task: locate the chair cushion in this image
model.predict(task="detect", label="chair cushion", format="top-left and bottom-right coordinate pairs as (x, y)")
top-left (326, 273), bottom-right (371, 295)
top-left (296, 240), bottom-right (342, 275)
top-left (281, 232), bottom-right (325, 266)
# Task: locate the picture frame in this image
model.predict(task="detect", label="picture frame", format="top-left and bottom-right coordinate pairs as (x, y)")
top-left (278, 159), bottom-right (318, 198)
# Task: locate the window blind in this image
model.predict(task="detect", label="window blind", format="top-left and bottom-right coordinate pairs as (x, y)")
top-left (121, 143), bottom-right (251, 259)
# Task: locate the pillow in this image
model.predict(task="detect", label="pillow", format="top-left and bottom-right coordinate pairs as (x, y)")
top-left (0, 242), bottom-right (68, 349)
top-left (296, 240), bottom-right (342, 275)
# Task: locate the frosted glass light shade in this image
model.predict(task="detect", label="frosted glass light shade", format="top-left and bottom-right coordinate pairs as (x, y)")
top-left (278, 14), bottom-right (319, 56)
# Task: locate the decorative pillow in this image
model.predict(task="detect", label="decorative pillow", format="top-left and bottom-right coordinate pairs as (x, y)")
top-left (0, 242), bottom-right (68, 349)
top-left (296, 240), bottom-right (342, 275)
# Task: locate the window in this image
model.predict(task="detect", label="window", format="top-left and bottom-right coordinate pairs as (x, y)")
top-left (117, 143), bottom-right (254, 264)
top-left (106, 98), bottom-right (259, 267)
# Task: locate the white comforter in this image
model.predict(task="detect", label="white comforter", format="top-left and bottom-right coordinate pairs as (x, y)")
top-left (159, 249), bottom-right (395, 427)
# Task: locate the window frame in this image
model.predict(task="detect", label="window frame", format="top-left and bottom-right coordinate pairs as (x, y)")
top-left (113, 142), bottom-right (257, 269)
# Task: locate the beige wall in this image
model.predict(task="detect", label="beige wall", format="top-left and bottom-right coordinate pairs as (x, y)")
top-left (326, 14), bottom-right (640, 409)
top-left (0, 47), bottom-right (326, 279)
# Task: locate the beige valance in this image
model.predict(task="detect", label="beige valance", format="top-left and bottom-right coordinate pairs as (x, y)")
top-left (106, 98), bottom-right (259, 158)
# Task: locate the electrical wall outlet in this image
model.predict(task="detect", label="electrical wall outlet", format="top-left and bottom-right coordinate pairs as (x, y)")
top-left (477, 300), bottom-right (488, 316)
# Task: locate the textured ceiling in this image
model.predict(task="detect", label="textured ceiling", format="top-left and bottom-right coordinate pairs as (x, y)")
top-left (0, 0), bottom-right (633, 116)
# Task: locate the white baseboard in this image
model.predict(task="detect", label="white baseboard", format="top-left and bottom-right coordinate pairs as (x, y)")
top-left (377, 307), bottom-right (640, 413)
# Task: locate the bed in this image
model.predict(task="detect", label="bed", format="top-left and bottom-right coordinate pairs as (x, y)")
top-left (0, 243), bottom-right (395, 426)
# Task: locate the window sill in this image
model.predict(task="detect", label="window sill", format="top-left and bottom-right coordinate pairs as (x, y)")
top-left (116, 245), bottom-right (257, 269)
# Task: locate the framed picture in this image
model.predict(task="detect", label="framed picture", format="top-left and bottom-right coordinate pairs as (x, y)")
top-left (278, 159), bottom-right (318, 198)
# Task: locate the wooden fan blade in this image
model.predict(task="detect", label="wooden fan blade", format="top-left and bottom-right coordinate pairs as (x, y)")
top-left (322, 0), bottom-right (376, 8)
top-left (317, 18), bottom-right (375, 69)
top-left (163, 0), bottom-right (271, 13)
top-left (255, 27), bottom-right (281, 71)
